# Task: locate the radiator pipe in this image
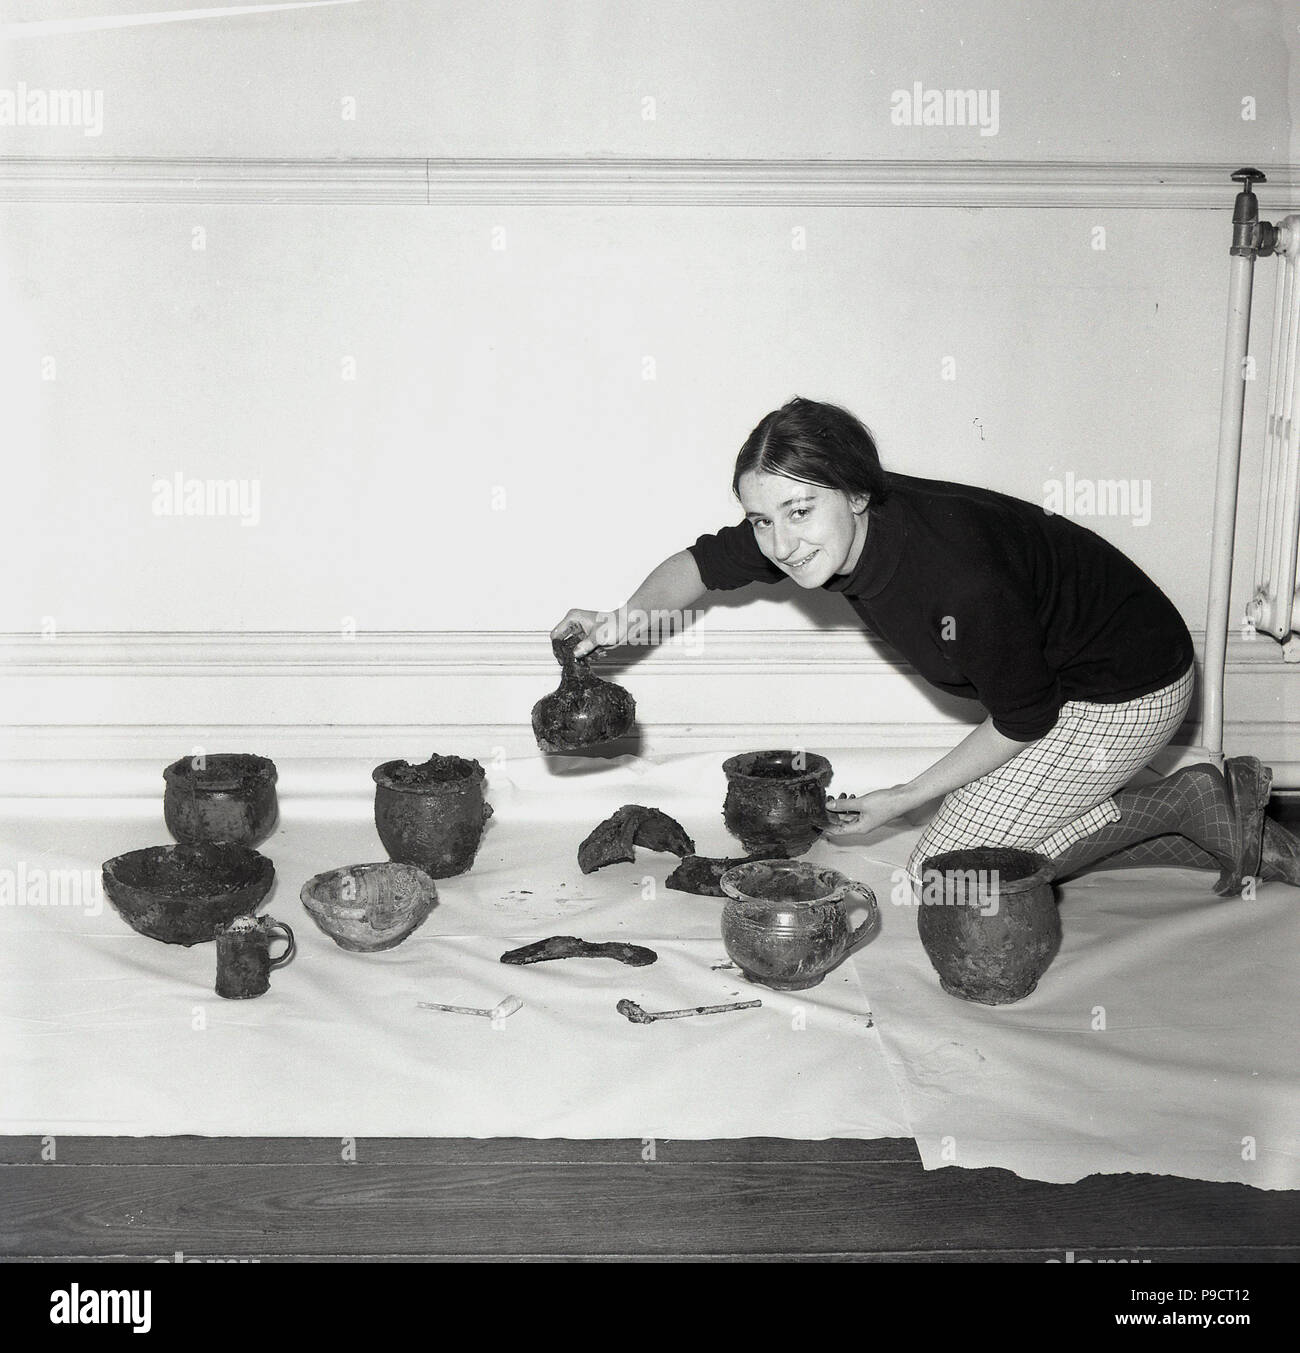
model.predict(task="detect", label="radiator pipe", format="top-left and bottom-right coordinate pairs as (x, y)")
top-left (1202, 170), bottom-right (1275, 764)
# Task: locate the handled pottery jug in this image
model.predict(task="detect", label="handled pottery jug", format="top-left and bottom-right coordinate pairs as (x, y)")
top-left (719, 859), bottom-right (879, 991)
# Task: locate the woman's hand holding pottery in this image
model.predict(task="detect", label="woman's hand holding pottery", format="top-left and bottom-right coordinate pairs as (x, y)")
top-left (823, 788), bottom-right (905, 837)
top-left (550, 609), bottom-right (627, 660)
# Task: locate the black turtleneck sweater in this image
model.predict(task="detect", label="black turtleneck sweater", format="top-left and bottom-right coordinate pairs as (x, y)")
top-left (687, 472), bottom-right (1195, 742)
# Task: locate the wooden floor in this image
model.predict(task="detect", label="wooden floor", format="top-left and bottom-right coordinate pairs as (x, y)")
top-left (2, 1135), bottom-right (1296, 1262)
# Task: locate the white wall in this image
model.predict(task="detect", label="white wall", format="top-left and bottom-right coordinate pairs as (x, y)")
top-left (0, 0), bottom-right (1292, 161)
top-left (0, 200), bottom-right (1260, 631)
top-left (0, 0), bottom-right (1296, 776)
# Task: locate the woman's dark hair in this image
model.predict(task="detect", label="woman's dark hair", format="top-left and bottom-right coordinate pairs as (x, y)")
top-left (732, 397), bottom-right (891, 505)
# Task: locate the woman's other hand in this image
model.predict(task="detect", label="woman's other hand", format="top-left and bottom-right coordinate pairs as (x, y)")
top-left (550, 609), bottom-right (626, 660)
top-left (823, 788), bottom-right (905, 837)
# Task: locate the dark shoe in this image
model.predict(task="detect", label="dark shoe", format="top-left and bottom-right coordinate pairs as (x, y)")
top-left (1214, 755), bottom-right (1272, 896)
top-left (1259, 815), bottom-right (1300, 887)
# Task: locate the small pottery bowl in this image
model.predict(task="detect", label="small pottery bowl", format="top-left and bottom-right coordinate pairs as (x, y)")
top-left (300, 862), bottom-right (438, 952)
top-left (163, 753), bottom-right (278, 846)
top-left (722, 749), bottom-right (834, 856)
top-left (101, 843), bottom-right (275, 946)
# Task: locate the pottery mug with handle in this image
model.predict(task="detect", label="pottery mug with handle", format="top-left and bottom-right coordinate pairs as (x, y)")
top-left (215, 914), bottom-right (296, 999)
top-left (719, 859), bottom-right (879, 991)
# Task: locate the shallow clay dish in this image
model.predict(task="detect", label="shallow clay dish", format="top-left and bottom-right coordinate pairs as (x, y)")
top-left (300, 862), bottom-right (438, 952)
top-left (101, 843), bottom-right (275, 946)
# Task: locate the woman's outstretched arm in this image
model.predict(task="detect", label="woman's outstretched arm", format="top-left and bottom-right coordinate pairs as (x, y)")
top-left (552, 549), bottom-right (707, 658)
top-left (826, 716), bottom-right (1038, 835)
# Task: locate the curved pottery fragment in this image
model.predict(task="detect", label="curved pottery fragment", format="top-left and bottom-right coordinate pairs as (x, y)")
top-left (577, 804), bottom-right (695, 874)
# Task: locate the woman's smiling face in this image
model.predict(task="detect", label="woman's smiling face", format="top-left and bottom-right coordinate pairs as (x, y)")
top-left (738, 470), bottom-right (870, 588)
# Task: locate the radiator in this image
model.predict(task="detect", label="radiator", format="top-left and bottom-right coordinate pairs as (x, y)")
top-left (1246, 213), bottom-right (1300, 644)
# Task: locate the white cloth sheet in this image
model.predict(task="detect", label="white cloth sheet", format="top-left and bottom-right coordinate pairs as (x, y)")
top-left (0, 750), bottom-right (906, 1140)
top-left (850, 797), bottom-right (1300, 1190)
top-left (1, 747), bottom-right (1296, 1189)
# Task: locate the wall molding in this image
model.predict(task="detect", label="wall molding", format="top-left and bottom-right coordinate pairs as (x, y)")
top-left (0, 158), bottom-right (1294, 208)
top-left (5, 626), bottom-right (1296, 675)
top-left (2, 629), bottom-right (1296, 792)
top-left (0, 628), bottom-right (894, 675)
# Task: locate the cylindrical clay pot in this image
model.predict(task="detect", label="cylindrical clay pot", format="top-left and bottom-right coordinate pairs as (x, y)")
top-left (917, 847), bottom-right (1059, 1005)
top-left (722, 750), bottom-right (833, 857)
top-left (373, 754), bottom-right (493, 879)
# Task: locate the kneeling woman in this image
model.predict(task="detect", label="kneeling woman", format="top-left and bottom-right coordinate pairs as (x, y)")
top-left (554, 397), bottom-right (1292, 891)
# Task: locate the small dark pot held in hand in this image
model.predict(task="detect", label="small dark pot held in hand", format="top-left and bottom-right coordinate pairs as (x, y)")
top-left (722, 750), bottom-right (833, 857)
top-left (373, 754), bottom-right (493, 879)
top-left (163, 753), bottom-right (278, 847)
top-left (916, 847), bottom-right (1059, 1005)
top-left (531, 630), bottom-right (636, 753)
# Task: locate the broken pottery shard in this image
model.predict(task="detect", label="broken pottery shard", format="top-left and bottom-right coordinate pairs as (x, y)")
top-left (499, 935), bottom-right (658, 967)
top-left (631, 807), bottom-right (695, 857)
top-left (665, 849), bottom-right (790, 897)
top-left (577, 804), bottom-right (695, 874)
top-left (577, 808), bottom-right (639, 874)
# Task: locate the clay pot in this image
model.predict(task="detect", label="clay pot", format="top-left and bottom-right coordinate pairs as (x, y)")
top-left (917, 847), bottom-right (1059, 1005)
top-left (163, 753), bottom-right (278, 847)
top-left (101, 842), bottom-right (275, 946)
top-left (722, 750), bottom-right (833, 856)
top-left (372, 754), bottom-right (493, 878)
top-left (531, 630), bottom-right (636, 753)
top-left (719, 859), bottom-right (878, 991)
top-left (300, 862), bottom-right (438, 953)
